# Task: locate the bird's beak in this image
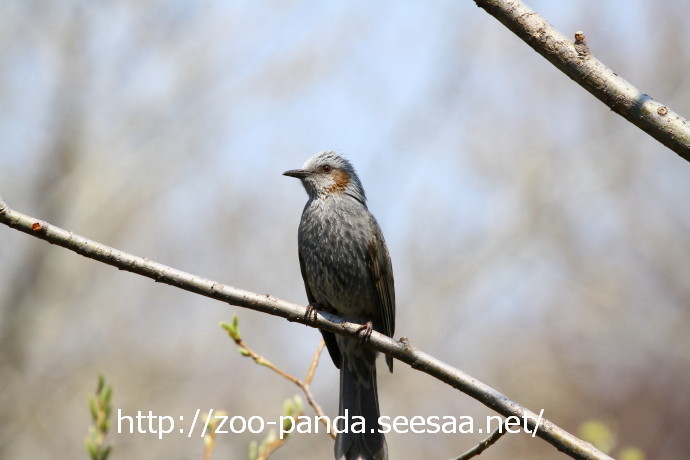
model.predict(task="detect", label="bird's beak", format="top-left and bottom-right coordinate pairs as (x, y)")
top-left (283, 169), bottom-right (311, 179)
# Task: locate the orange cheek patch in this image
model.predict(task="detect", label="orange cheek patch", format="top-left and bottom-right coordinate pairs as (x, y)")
top-left (328, 169), bottom-right (351, 193)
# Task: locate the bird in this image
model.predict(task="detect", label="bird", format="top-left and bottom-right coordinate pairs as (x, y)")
top-left (284, 151), bottom-right (395, 460)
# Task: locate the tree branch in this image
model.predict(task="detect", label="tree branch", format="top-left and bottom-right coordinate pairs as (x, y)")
top-left (452, 419), bottom-right (508, 460)
top-left (223, 319), bottom-right (334, 439)
top-left (0, 195), bottom-right (611, 460)
top-left (474, 0), bottom-right (690, 161)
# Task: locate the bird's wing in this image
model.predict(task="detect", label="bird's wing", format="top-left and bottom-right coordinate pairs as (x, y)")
top-left (299, 249), bottom-right (342, 369)
top-left (366, 222), bottom-right (396, 372)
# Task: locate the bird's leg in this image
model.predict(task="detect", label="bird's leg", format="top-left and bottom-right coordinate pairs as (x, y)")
top-left (304, 302), bottom-right (320, 323)
top-left (355, 321), bottom-right (374, 344)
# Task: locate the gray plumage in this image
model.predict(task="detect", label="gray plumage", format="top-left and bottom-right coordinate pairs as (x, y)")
top-left (284, 151), bottom-right (395, 460)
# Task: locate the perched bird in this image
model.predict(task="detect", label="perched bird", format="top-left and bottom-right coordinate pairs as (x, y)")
top-left (284, 151), bottom-right (395, 460)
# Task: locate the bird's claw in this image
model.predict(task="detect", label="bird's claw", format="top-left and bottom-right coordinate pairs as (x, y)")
top-left (356, 321), bottom-right (374, 344)
top-left (304, 302), bottom-right (320, 323)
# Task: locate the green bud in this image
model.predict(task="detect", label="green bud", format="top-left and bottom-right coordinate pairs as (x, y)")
top-left (282, 416), bottom-right (293, 433)
top-left (248, 440), bottom-right (258, 460)
top-left (102, 385), bottom-right (113, 404)
top-left (293, 395), bottom-right (304, 413)
top-left (220, 320), bottom-right (241, 340)
top-left (89, 397), bottom-right (98, 421)
top-left (86, 438), bottom-right (97, 459)
top-left (265, 429), bottom-right (277, 445)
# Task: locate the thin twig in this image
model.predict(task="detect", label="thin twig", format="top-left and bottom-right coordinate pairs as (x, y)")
top-left (306, 340), bottom-right (325, 384)
top-left (451, 419), bottom-right (507, 460)
top-left (232, 333), bottom-right (334, 439)
top-left (0, 197), bottom-right (612, 460)
top-left (256, 436), bottom-right (290, 460)
top-left (202, 411), bottom-right (227, 460)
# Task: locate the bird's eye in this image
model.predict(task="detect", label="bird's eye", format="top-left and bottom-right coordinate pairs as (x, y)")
top-left (321, 164), bottom-right (332, 173)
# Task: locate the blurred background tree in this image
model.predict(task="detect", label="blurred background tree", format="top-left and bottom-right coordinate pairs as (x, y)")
top-left (0, 1), bottom-right (688, 459)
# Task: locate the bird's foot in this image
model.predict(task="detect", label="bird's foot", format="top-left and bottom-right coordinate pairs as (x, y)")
top-left (304, 302), bottom-right (320, 323)
top-left (355, 321), bottom-right (374, 344)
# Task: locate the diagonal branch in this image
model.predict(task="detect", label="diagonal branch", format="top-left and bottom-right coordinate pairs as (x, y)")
top-left (0, 196), bottom-right (611, 460)
top-left (225, 321), bottom-right (334, 439)
top-left (452, 418), bottom-right (507, 460)
top-left (474, 0), bottom-right (690, 161)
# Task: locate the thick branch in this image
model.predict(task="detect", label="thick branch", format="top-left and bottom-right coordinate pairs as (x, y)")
top-left (0, 196), bottom-right (611, 460)
top-left (474, 0), bottom-right (690, 161)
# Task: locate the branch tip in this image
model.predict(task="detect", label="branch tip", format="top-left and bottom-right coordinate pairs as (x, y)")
top-left (476, 0), bottom-right (689, 158)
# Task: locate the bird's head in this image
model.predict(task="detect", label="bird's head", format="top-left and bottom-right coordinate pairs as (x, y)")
top-left (283, 151), bottom-right (366, 203)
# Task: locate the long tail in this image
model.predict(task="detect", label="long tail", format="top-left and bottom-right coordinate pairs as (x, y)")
top-left (334, 351), bottom-right (387, 460)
